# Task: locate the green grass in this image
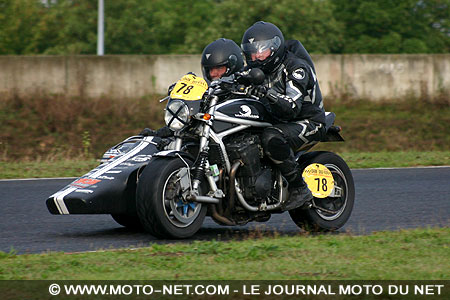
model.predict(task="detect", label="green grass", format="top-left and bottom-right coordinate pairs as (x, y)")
top-left (1, 151), bottom-right (448, 179)
top-left (0, 158), bottom-right (99, 179)
top-left (0, 228), bottom-right (448, 280)
top-left (322, 97), bottom-right (450, 153)
top-left (339, 151), bottom-right (450, 169)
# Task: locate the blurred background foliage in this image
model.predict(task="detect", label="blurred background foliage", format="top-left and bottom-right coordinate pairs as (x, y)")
top-left (0, 0), bottom-right (448, 55)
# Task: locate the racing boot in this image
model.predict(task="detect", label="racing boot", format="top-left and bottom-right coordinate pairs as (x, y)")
top-left (283, 177), bottom-right (313, 211)
top-left (261, 127), bottom-right (313, 211)
top-left (280, 166), bottom-right (313, 211)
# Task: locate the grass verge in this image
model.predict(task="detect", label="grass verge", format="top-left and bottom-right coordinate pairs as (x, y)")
top-left (1, 151), bottom-right (448, 179)
top-left (1, 95), bottom-right (449, 161)
top-left (339, 151), bottom-right (450, 169)
top-left (0, 228), bottom-right (448, 280)
top-left (0, 158), bottom-right (98, 179)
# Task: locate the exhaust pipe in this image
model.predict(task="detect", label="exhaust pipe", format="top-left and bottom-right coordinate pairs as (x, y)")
top-left (225, 161), bottom-right (242, 215)
top-left (187, 195), bottom-right (220, 204)
top-left (210, 204), bottom-right (235, 226)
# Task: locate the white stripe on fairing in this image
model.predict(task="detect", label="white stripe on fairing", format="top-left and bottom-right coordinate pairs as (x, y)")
top-left (52, 136), bottom-right (154, 214)
top-left (89, 138), bottom-right (152, 179)
top-left (53, 192), bottom-right (65, 214)
top-left (49, 186), bottom-right (72, 200)
top-left (55, 187), bottom-right (76, 214)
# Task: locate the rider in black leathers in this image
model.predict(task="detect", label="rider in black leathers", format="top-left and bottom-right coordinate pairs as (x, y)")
top-left (241, 21), bottom-right (326, 211)
top-left (140, 38), bottom-right (244, 137)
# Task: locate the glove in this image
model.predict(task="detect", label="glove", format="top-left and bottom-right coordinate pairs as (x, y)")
top-left (264, 89), bottom-right (279, 104)
top-left (139, 128), bottom-right (157, 136)
top-left (250, 85), bottom-right (268, 98)
top-left (251, 86), bottom-right (278, 104)
top-left (167, 83), bottom-right (176, 96)
top-left (155, 126), bottom-right (174, 138)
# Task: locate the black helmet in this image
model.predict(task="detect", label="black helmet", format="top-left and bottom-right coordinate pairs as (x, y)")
top-left (241, 21), bottom-right (285, 73)
top-left (201, 38), bottom-right (244, 81)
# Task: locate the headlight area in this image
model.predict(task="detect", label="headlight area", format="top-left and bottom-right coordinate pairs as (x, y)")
top-left (164, 100), bottom-right (190, 131)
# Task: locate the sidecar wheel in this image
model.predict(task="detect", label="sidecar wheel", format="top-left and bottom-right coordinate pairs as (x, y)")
top-left (289, 151), bottom-right (355, 232)
top-left (111, 214), bottom-right (143, 230)
top-left (136, 158), bottom-right (207, 239)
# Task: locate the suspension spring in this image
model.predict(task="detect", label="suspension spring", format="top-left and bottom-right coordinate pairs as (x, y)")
top-left (192, 151), bottom-right (209, 181)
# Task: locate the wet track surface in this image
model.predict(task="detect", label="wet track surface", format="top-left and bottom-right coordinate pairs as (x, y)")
top-left (1, 167), bottom-right (449, 254)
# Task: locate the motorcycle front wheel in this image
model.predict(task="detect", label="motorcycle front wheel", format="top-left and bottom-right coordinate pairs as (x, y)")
top-left (136, 157), bottom-right (206, 239)
top-left (290, 151), bottom-right (355, 232)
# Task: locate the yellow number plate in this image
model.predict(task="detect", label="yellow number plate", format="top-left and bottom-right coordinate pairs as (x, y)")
top-left (302, 163), bottom-right (334, 198)
top-left (170, 74), bottom-right (208, 101)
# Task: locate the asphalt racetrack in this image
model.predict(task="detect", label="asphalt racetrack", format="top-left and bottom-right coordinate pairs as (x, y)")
top-left (1, 167), bottom-right (449, 254)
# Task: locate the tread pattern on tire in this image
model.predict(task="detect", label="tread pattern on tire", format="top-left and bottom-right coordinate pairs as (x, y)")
top-left (136, 158), bottom-right (206, 239)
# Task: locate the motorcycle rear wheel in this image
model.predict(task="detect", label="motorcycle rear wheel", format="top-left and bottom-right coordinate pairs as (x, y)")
top-left (289, 151), bottom-right (355, 231)
top-left (136, 157), bottom-right (206, 239)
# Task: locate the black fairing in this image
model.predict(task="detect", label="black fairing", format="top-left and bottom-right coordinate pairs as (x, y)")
top-left (46, 136), bottom-right (161, 215)
top-left (214, 98), bottom-right (274, 132)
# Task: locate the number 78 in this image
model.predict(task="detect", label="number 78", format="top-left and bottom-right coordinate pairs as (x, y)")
top-left (176, 83), bottom-right (194, 94)
top-left (314, 178), bottom-right (328, 191)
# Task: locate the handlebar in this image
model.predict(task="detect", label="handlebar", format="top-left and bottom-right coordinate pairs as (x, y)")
top-left (205, 68), bottom-right (266, 101)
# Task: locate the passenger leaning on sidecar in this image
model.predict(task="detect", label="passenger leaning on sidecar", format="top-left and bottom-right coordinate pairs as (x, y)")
top-left (139, 38), bottom-right (244, 138)
top-left (241, 21), bottom-right (327, 211)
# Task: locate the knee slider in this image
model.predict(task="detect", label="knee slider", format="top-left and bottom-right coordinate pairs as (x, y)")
top-left (262, 127), bottom-right (291, 161)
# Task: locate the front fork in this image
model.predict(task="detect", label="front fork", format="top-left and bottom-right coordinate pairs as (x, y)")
top-left (176, 96), bottom-right (223, 201)
top-left (192, 96), bottom-right (217, 193)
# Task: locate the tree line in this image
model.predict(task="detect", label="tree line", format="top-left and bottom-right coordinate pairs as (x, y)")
top-left (0, 0), bottom-right (448, 55)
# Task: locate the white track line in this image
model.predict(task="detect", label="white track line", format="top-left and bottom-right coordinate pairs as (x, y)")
top-left (353, 165), bottom-right (450, 171)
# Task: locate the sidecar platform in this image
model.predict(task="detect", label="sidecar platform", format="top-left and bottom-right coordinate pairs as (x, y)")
top-left (46, 136), bottom-right (160, 215)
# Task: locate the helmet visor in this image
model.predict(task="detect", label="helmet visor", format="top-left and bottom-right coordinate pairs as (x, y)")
top-left (241, 36), bottom-right (281, 61)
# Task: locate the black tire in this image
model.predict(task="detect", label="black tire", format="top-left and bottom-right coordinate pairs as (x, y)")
top-left (289, 151), bottom-right (355, 231)
top-left (111, 213), bottom-right (143, 230)
top-left (136, 157), bottom-right (207, 239)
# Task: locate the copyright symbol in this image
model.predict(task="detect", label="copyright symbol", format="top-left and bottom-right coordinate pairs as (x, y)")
top-left (49, 283), bottom-right (61, 296)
